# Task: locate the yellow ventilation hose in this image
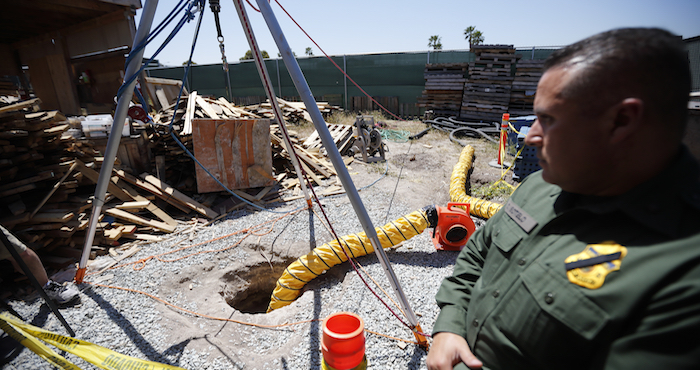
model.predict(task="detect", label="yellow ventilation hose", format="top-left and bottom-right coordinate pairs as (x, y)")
top-left (267, 209), bottom-right (430, 312)
top-left (449, 145), bottom-right (503, 219)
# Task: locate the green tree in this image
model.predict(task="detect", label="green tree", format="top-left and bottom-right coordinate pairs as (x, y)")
top-left (182, 61), bottom-right (197, 65)
top-left (240, 50), bottom-right (270, 61)
top-left (464, 26), bottom-right (485, 45)
top-left (305, 47), bottom-right (313, 56)
top-left (428, 35), bottom-right (442, 50)
top-left (277, 51), bottom-right (297, 57)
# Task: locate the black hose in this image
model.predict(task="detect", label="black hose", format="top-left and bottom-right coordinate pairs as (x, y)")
top-left (409, 125), bottom-right (432, 140)
top-left (450, 127), bottom-right (499, 146)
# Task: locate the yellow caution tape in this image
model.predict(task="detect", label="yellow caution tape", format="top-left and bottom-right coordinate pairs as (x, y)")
top-left (0, 312), bottom-right (187, 370)
top-left (0, 314), bottom-right (81, 370)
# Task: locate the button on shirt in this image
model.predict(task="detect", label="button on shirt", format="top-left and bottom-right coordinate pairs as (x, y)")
top-left (433, 146), bottom-right (700, 370)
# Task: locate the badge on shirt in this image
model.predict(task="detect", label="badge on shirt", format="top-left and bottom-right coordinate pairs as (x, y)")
top-left (565, 242), bottom-right (627, 289)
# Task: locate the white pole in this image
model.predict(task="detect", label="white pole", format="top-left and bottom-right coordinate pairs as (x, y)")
top-left (254, 0), bottom-right (427, 345)
top-left (232, 0), bottom-right (312, 206)
top-left (75, 0), bottom-right (159, 283)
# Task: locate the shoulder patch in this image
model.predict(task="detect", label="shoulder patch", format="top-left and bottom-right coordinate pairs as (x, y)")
top-left (565, 242), bottom-right (627, 289)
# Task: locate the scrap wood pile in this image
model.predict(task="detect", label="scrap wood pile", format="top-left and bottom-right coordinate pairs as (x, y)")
top-left (0, 97), bottom-right (219, 272)
top-left (417, 63), bottom-right (469, 118)
top-left (147, 92), bottom-right (349, 203)
top-left (0, 92), bottom-right (348, 273)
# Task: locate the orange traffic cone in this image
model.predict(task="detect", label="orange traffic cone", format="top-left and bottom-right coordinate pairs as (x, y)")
top-left (321, 312), bottom-right (367, 370)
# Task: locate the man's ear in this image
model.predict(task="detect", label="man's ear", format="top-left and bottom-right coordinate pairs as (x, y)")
top-left (609, 98), bottom-right (644, 144)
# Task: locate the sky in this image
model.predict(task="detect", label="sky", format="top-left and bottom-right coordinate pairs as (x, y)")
top-left (136, 0), bottom-right (700, 67)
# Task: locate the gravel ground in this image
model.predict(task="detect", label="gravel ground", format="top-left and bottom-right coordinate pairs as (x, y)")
top-left (2, 129), bottom-right (504, 370)
top-left (1, 172), bottom-right (481, 370)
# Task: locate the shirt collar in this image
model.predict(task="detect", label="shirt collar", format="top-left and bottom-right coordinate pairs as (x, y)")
top-left (554, 145), bottom-right (700, 237)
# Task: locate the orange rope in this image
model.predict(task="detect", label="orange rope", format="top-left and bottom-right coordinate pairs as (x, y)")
top-left (86, 282), bottom-right (314, 330)
top-left (86, 203), bottom-right (426, 346)
top-left (86, 282), bottom-right (421, 345)
top-left (86, 208), bottom-right (305, 276)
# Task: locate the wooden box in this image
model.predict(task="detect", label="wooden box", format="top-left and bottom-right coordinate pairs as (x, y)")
top-left (192, 119), bottom-right (274, 193)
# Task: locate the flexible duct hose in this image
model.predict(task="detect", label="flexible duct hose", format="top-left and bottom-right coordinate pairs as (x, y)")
top-left (267, 209), bottom-right (431, 312)
top-left (449, 145), bottom-right (503, 219)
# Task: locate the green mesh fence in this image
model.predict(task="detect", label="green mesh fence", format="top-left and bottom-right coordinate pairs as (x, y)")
top-left (145, 49), bottom-right (557, 118)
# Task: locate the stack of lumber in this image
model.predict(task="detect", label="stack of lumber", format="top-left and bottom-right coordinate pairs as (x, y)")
top-left (0, 78), bottom-right (19, 98)
top-left (417, 63), bottom-right (468, 117)
top-left (243, 97), bottom-right (342, 124)
top-left (148, 93), bottom-right (344, 199)
top-left (0, 98), bottom-right (220, 270)
top-left (151, 91), bottom-right (261, 136)
top-left (460, 45), bottom-right (516, 122)
top-left (143, 76), bottom-right (189, 112)
top-left (302, 123), bottom-right (354, 155)
top-left (509, 59), bottom-right (545, 116)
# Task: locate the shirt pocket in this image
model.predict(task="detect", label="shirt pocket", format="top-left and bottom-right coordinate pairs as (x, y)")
top-left (493, 260), bottom-right (609, 366)
top-left (481, 216), bottom-right (524, 286)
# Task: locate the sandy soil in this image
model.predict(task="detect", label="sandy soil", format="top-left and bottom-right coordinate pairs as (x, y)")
top-left (153, 118), bottom-right (517, 363)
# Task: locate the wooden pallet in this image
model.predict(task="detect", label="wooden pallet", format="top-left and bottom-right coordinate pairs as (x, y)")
top-left (302, 123), bottom-right (353, 152)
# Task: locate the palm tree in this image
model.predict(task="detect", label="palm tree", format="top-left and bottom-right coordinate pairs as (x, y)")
top-left (464, 26), bottom-right (485, 45)
top-left (428, 35), bottom-right (442, 50)
top-left (240, 50), bottom-right (270, 60)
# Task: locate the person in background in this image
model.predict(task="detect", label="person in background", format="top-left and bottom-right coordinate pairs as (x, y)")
top-left (1, 224), bottom-right (80, 306)
top-left (427, 27), bottom-right (700, 369)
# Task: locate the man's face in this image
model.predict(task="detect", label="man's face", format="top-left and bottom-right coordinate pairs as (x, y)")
top-left (525, 66), bottom-right (613, 194)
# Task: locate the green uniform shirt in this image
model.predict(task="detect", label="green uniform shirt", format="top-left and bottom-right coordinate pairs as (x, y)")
top-left (433, 146), bottom-right (700, 370)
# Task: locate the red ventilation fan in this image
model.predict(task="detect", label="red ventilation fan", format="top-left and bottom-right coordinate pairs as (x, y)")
top-left (432, 202), bottom-right (476, 251)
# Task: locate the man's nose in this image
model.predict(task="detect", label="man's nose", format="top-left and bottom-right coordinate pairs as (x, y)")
top-left (525, 120), bottom-right (542, 146)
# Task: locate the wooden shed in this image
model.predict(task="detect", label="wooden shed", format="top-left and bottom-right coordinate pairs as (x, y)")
top-left (0, 0), bottom-right (142, 115)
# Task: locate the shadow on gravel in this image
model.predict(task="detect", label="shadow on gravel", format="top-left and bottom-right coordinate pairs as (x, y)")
top-left (408, 345), bottom-right (428, 370)
top-left (82, 285), bottom-right (183, 367)
top-left (0, 300), bottom-right (63, 365)
top-left (308, 208), bottom-right (322, 370)
top-left (202, 334), bottom-right (244, 369)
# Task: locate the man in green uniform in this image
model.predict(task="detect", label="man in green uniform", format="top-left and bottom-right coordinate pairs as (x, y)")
top-left (426, 28), bottom-right (700, 369)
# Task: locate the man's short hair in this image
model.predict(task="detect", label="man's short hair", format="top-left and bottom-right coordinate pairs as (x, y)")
top-left (544, 28), bottom-right (691, 133)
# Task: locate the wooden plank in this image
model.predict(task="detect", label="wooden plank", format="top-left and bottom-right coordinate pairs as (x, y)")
top-left (29, 161), bottom-right (78, 218)
top-left (217, 97), bottom-right (261, 118)
top-left (121, 233), bottom-right (163, 242)
top-left (196, 95), bottom-right (220, 119)
top-left (0, 183), bottom-right (36, 197)
top-left (183, 91), bottom-right (197, 135)
top-left (112, 169), bottom-right (191, 214)
top-left (31, 211), bottom-right (74, 223)
top-left (0, 98), bottom-right (41, 114)
top-left (115, 200), bottom-right (151, 210)
top-left (74, 159), bottom-right (133, 202)
top-left (104, 208), bottom-right (176, 233)
top-left (140, 173), bottom-right (218, 219)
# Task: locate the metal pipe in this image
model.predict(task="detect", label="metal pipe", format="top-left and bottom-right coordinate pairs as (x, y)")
top-left (232, 0), bottom-right (311, 206)
top-left (76, 0), bottom-right (159, 283)
top-left (255, 0), bottom-right (425, 344)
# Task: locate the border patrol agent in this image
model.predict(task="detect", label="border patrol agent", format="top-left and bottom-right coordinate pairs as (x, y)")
top-left (427, 28), bottom-right (700, 369)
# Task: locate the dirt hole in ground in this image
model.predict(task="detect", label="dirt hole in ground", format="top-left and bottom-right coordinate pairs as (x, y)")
top-left (219, 259), bottom-right (293, 314)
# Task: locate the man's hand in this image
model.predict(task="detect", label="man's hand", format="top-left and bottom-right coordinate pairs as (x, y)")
top-left (426, 332), bottom-right (483, 370)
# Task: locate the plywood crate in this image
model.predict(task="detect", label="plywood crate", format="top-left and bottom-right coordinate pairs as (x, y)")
top-left (191, 119), bottom-right (274, 193)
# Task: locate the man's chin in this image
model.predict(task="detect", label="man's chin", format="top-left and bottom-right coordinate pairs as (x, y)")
top-left (540, 169), bottom-right (555, 184)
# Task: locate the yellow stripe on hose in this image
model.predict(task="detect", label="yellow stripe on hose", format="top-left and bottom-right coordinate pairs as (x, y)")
top-left (267, 209), bottom-right (430, 312)
top-left (449, 145), bottom-right (503, 219)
